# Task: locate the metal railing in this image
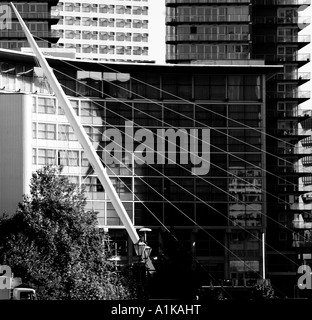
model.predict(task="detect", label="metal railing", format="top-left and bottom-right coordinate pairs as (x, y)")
top-left (253, 16), bottom-right (311, 25)
top-left (166, 34), bottom-right (250, 42)
top-left (253, 0), bottom-right (311, 5)
top-left (166, 15), bottom-right (250, 23)
top-left (0, 31), bottom-right (60, 38)
top-left (166, 52), bottom-right (250, 60)
top-left (253, 53), bottom-right (310, 62)
top-left (167, 0), bottom-right (251, 4)
top-left (267, 91), bottom-right (311, 99)
top-left (273, 72), bottom-right (311, 80)
top-left (254, 34), bottom-right (311, 43)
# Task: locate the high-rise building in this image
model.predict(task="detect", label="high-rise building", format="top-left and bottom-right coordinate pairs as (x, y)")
top-left (0, 1), bottom-right (60, 50)
top-left (50, 0), bottom-right (154, 62)
top-left (165, 0), bottom-right (312, 296)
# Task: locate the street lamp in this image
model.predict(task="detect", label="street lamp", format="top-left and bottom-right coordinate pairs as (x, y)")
top-left (133, 240), bottom-right (152, 300)
top-left (134, 241), bottom-right (152, 262)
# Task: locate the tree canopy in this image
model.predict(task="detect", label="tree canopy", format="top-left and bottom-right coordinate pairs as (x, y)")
top-left (0, 166), bottom-right (137, 300)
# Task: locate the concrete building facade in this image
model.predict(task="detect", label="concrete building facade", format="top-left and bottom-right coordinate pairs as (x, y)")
top-left (50, 0), bottom-right (153, 62)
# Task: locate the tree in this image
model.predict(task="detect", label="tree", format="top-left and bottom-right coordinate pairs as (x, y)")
top-left (0, 165), bottom-right (138, 300)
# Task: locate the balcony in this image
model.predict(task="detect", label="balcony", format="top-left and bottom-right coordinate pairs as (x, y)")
top-left (166, 33), bottom-right (250, 42)
top-left (254, 34), bottom-right (311, 44)
top-left (267, 90), bottom-right (310, 100)
top-left (277, 146), bottom-right (312, 156)
top-left (273, 72), bottom-right (310, 81)
top-left (278, 128), bottom-right (310, 136)
top-left (166, 0), bottom-right (251, 5)
top-left (253, 53), bottom-right (310, 65)
top-left (0, 31), bottom-right (61, 40)
top-left (166, 15), bottom-right (250, 24)
top-left (15, 12), bottom-right (57, 20)
top-left (166, 52), bottom-right (250, 61)
top-left (253, 0), bottom-right (311, 5)
top-left (253, 16), bottom-right (311, 27)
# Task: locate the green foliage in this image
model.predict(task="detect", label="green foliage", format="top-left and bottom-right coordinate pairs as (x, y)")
top-left (251, 281), bottom-right (277, 300)
top-left (0, 165), bottom-right (137, 300)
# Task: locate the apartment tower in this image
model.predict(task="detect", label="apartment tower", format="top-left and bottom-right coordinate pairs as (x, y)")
top-left (51, 0), bottom-right (152, 62)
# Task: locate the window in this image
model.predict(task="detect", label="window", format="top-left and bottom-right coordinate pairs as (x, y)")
top-left (65, 3), bottom-right (73, 12)
top-left (133, 33), bottom-right (142, 42)
top-left (116, 32), bottom-right (125, 41)
top-left (58, 124), bottom-right (77, 141)
top-left (133, 19), bottom-right (142, 28)
top-left (74, 3), bottom-right (80, 12)
top-left (65, 30), bottom-right (75, 39)
top-left (125, 19), bottom-right (131, 28)
top-left (82, 17), bottom-right (91, 26)
top-left (142, 33), bottom-right (148, 42)
top-left (99, 19), bottom-right (108, 27)
top-left (142, 6), bottom-right (148, 15)
top-left (32, 148), bottom-right (37, 164)
top-left (116, 19), bottom-right (125, 28)
top-left (65, 16), bottom-right (74, 25)
top-left (116, 5), bottom-right (125, 14)
top-left (133, 6), bottom-right (142, 15)
top-left (108, 5), bottom-right (115, 13)
top-left (116, 46), bottom-right (125, 55)
top-left (82, 3), bottom-right (91, 12)
top-left (38, 97), bottom-right (56, 114)
top-left (100, 45), bottom-right (108, 54)
top-left (190, 26), bottom-right (197, 34)
top-left (133, 46), bottom-right (142, 55)
top-left (74, 17), bottom-right (81, 26)
top-left (99, 4), bottom-right (107, 13)
top-left (82, 31), bottom-right (92, 40)
top-left (58, 150), bottom-right (79, 166)
top-left (38, 123), bottom-right (56, 140)
top-left (38, 149), bottom-right (56, 165)
top-left (32, 122), bottom-right (37, 138)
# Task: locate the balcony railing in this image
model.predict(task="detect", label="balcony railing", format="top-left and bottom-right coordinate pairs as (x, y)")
top-left (166, 15), bottom-right (250, 23)
top-left (0, 31), bottom-right (61, 38)
top-left (166, 33), bottom-right (250, 42)
top-left (253, 53), bottom-right (311, 62)
top-left (166, 52), bottom-right (250, 61)
top-left (15, 12), bottom-right (56, 20)
top-left (253, 16), bottom-right (311, 25)
top-left (267, 91), bottom-right (310, 99)
top-left (253, 0), bottom-right (311, 5)
top-left (254, 35), bottom-right (311, 43)
top-left (166, 0), bottom-right (251, 4)
top-left (273, 72), bottom-right (311, 81)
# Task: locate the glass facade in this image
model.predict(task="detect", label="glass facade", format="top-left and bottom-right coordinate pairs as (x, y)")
top-left (0, 56), bottom-right (278, 282)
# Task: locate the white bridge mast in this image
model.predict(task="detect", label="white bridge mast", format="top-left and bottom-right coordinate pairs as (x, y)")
top-left (10, 2), bottom-right (155, 272)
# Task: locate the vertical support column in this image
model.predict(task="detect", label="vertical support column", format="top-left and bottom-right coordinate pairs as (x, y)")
top-left (262, 232), bottom-right (266, 280)
top-left (0, 93), bottom-right (32, 215)
top-left (22, 94), bottom-right (32, 197)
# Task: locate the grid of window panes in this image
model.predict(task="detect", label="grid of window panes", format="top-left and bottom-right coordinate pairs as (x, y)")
top-left (30, 67), bottom-right (265, 277)
top-left (32, 70), bottom-right (264, 227)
